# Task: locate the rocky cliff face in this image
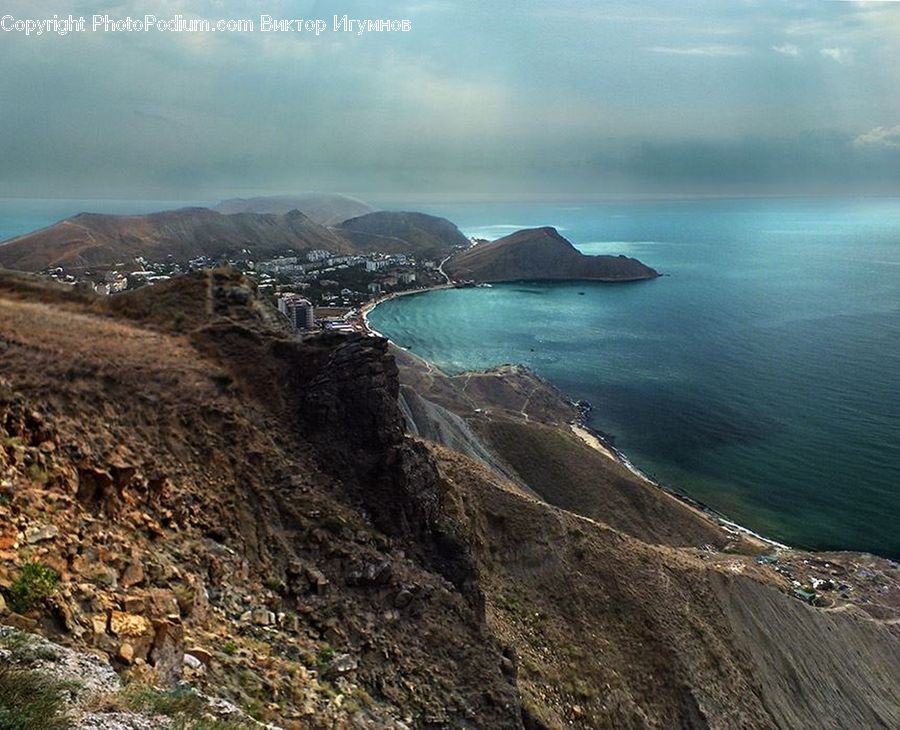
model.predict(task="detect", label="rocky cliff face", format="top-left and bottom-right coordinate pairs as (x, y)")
top-left (0, 270), bottom-right (523, 728)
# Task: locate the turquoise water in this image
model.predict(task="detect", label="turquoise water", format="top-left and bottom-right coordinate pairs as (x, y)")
top-left (370, 199), bottom-right (900, 559)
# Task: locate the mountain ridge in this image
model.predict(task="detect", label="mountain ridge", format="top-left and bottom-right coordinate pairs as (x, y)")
top-left (214, 193), bottom-right (377, 225)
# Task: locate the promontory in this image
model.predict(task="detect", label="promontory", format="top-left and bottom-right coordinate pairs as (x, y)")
top-left (444, 226), bottom-right (659, 282)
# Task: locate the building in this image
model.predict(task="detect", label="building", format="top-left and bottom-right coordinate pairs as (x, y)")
top-left (367, 282), bottom-right (382, 294)
top-left (277, 293), bottom-right (315, 330)
top-left (306, 249), bottom-right (332, 262)
top-left (398, 272), bottom-right (416, 284)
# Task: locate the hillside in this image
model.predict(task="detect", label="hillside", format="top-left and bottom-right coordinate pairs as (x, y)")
top-left (339, 211), bottom-right (470, 259)
top-left (0, 207), bottom-right (351, 272)
top-left (0, 270), bottom-right (898, 728)
top-left (215, 193), bottom-right (377, 226)
top-left (445, 226), bottom-right (659, 282)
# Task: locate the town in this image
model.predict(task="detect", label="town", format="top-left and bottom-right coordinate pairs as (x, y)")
top-left (39, 245), bottom-right (463, 335)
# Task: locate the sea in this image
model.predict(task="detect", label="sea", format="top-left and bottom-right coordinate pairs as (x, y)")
top-left (369, 198), bottom-right (900, 560)
top-left (2, 197), bottom-right (898, 559)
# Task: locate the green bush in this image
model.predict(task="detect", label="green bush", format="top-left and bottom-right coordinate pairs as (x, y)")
top-left (316, 644), bottom-right (335, 666)
top-left (0, 666), bottom-right (70, 730)
top-left (6, 561), bottom-right (59, 614)
top-left (120, 683), bottom-right (206, 718)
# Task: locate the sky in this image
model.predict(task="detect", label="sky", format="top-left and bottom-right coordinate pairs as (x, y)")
top-left (1, 0), bottom-right (899, 199)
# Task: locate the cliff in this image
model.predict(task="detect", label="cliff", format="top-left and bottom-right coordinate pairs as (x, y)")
top-left (0, 207), bottom-right (351, 272)
top-left (0, 269), bottom-right (898, 728)
top-left (444, 226), bottom-right (659, 282)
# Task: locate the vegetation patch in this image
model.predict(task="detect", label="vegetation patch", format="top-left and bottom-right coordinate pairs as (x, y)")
top-left (0, 665), bottom-right (70, 730)
top-left (5, 560), bottom-right (59, 614)
top-left (0, 629), bottom-right (59, 664)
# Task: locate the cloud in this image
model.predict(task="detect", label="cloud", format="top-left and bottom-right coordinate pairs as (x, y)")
top-left (820, 47), bottom-right (853, 63)
top-left (772, 43), bottom-right (800, 56)
top-left (854, 125), bottom-right (900, 149)
top-left (649, 45), bottom-right (747, 57)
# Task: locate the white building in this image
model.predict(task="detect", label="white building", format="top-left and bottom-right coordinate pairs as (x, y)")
top-left (277, 293), bottom-right (315, 330)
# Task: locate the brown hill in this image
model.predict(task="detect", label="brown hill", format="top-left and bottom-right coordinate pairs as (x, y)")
top-left (339, 211), bottom-right (469, 259)
top-left (215, 193), bottom-right (377, 225)
top-left (445, 226), bottom-right (659, 282)
top-left (0, 207), bottom-right (351, 272)
top-left (0, 270), bottom-right (898, 728)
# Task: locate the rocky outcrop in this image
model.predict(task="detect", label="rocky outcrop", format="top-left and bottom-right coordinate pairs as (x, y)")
top-left (295, 334), bottom-right (483, 609)
top-left (445, 226), bottom-right (659, 282)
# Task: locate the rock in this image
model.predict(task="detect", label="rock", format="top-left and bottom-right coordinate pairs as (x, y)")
top-left (0, 533), bottom-right (17, 550)
top-left (90, 613), bottom-right (109, 635)
top-left (347, 561), bottom-right (394, 588)
top-left (0, 592), bottom-right (6, 614)
top-left (146, 588), bottom-right (179, 617)
top-left (185, 647), bottom-right (212, 665)
top-left (183, 652), bottom-right (202, 669)
top-left (76, 467), bottom-right (118, 513)
top-left (323, 653), bottom-right (358, 679)
top-left (365, 561), bottom-right (393, 586)
top-left (251, 608), bottom-right (275, 626)
top-left (394, 589), bottom-right (413, 608)
top-left (109, 611), bottom-right (154, 662)
top-left (109, 610), bottom-right (147, 632)
top-left (4, 612), bottom-right (38, 631)
top-left (184, 574), bottom-right (209, 621)
top-left (305, 566), bottom-right (330, 596)
top-left (117, 642), bottom-right (135, 664)
top-left (90, 567), bottom-right (119, 588)
top-left (149, 619), bottom-right (184, 685)
top-left (24, 523), bottom-right (59, 544)
top-left (120, 561), bottom-right (145, 589)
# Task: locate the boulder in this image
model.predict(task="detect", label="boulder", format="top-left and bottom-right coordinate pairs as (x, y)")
top-left (24, 523), bottom-right (59, 544)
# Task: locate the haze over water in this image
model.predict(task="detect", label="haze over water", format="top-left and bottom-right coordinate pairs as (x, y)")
top-left (371, 198), bottom-right (900, 559)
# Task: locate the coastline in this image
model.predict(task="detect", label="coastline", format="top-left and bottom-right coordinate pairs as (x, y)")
top-left (364, 285), bottom-right (788, 554)
top-left (570, 421), bottom-right (786, 551)
top-left (359, 282), bottom-right (454, 338)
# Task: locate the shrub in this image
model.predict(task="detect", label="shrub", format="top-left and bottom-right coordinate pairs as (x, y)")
top-left (0, 665), bottom-right (70, 730)
top-left (120, 683), bottom-right (206, 718)
top-left (222, 640), bottom-right (238, 656)
top-left (6, 561), bottom-right (59, 614)
top-left (316, 644), bottom-right (335, 666)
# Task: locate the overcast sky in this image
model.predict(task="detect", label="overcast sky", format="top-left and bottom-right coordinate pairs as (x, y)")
top-left (2, 0), bottom-right (899, 199)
